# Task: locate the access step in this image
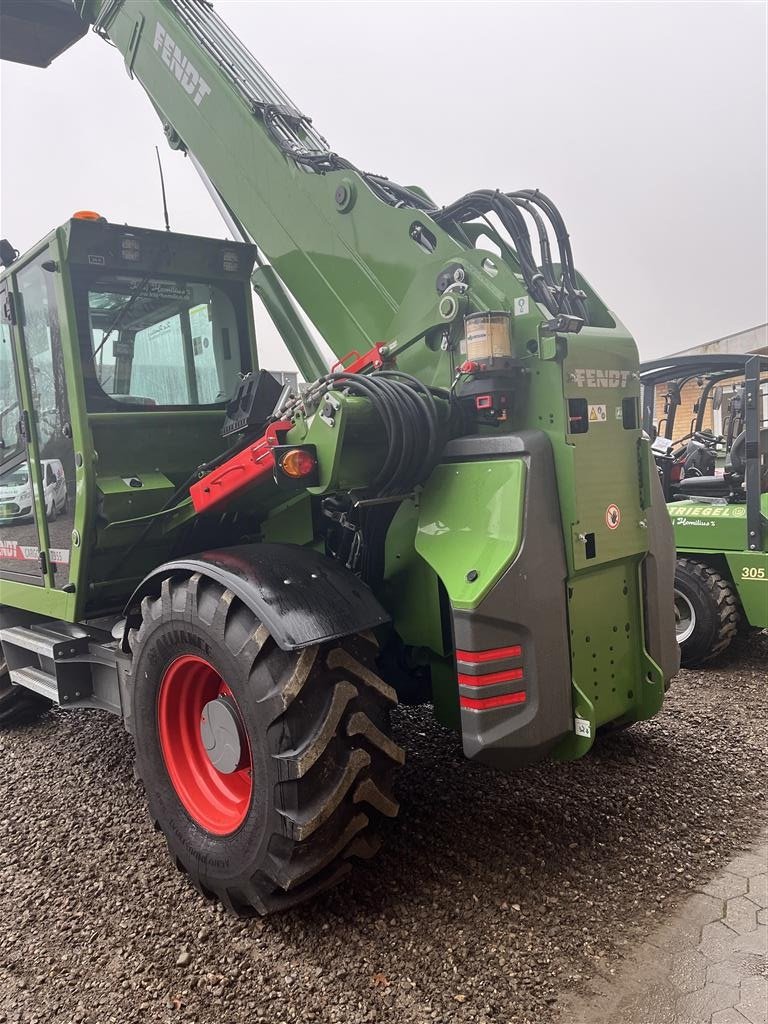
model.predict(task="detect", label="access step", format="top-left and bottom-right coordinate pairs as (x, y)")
top-left (7, 665), bottom-right (58, 702)
top-left (0, 619), bottom-right (124, 716)
top-left (0, 624), bottom-right (90, 662)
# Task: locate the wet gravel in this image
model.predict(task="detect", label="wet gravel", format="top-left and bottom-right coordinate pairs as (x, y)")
top-left (1, 633), bottom-right (766, 1024)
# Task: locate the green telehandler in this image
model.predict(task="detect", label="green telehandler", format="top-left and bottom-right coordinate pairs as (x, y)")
top-left (0, 0), bottom-right (678, 915)
top-left (641, 354), bottom-right (768, 666)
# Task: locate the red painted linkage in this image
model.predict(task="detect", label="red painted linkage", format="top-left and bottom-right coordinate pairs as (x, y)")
top-left (189, 419), bottom-right (293, 513)
top-left (330, 342), bottom-right (389, 376)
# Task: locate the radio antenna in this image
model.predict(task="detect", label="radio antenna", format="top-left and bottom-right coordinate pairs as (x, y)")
top-left (155, 146), bottom-right (171, 231)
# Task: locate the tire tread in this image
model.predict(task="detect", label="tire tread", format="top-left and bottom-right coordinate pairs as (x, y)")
top-left (676, 557), bottom-right (740, 666)
top-left (131, 573), bottom-right (404, 916)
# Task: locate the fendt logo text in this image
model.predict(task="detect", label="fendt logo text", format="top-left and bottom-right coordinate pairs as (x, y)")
top-left (571, 369), bottom-right (632, 389)
top-left (153, 23), bottom-right (211, 107)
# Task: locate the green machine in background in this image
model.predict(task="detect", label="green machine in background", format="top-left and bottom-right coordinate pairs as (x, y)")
top-left (641, 355), bottom-right (768, 666)
top-left (0, 0), bottom-right (677, 915)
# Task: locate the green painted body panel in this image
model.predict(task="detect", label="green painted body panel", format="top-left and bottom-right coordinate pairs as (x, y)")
top-left (672, 501), bottom-right (749, 550)
top-left (415, 460), bottom-right (526, 608)
top-left (724, 551), bottom-right (768, 627)
top-left (560, 562), bottom-right (664, 740)
top-left (724, 557), bottom-right (765, 626)
top-left (670, 496), bottom-right (768, 628)
top-left (383, 499), bottom-right (446, 654)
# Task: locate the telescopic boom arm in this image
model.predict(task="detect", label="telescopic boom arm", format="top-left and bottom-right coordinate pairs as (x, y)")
top-left (68, 0), bottom-right (591, 385)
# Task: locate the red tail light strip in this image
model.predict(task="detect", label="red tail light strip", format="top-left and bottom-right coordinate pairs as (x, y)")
top-left (458, 668), bottom-right (524, 688)
top-left (460, 691), bottom-right (527, 711)
top-left (456, 645), bottom-right (522, 663)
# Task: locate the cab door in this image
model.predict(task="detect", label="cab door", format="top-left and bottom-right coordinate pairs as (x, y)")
top-left (0, 281), bottom-right (44, 583)
top-left (15, 249), bottom-right (77, 589)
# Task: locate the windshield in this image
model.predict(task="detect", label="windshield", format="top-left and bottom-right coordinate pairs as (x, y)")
top-left (77, 272), bottom-right (251, 410)
top-left (1, 465), bottom-right (29, 488)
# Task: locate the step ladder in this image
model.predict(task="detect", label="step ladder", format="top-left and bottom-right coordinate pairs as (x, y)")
top-left (0, 621), bottom-right (124, 716)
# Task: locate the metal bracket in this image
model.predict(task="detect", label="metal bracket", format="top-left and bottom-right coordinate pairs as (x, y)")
top-left (125, 13), bottom-right (145, 79)
top-left (540, 314), bottom-right (584, 336)
top-left (1, 291), bottom-right (16, 325)
top-left (744, 356), bottom-right (764, 551)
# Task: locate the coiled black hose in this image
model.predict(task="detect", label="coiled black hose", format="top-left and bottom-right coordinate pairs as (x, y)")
top-left (327, 370), bottom-right (450, 497)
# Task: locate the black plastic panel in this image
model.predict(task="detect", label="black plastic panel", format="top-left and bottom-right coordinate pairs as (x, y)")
top-left (448, 431), bottom-right (573, 770)
top-left (0, 0), bottom-right (87, 69)
top-left (126, 543), bottom-right (390, 650)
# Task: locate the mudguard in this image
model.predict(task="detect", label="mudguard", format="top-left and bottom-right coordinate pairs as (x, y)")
top-left (643, 469), bottom-right (681, 686)
top-left (125, 543), bottom-right (389, 650)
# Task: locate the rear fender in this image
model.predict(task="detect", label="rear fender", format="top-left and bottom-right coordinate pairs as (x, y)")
top-left (125, 543), bottom-right (389, 651)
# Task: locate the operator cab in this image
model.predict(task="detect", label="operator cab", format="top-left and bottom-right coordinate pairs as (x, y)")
top-left (641, 355), bottom-right (768, 504)
top-left (0, 214), bottom-right (259, 616)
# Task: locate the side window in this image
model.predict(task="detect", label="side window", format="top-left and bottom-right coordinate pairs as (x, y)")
top-left (16, 255), bottom-right (76, 587)
top-left (0, 299), bottom-right (43, 580)
top-left (0, 320), bottom-right (23, 466)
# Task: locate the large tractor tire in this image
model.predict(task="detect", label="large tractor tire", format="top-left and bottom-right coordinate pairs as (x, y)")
top-left (674, 558), bottom-right (740, 667)
top-left (129, 573), bottom-right (404, 916)
top-left (0, 655), bottom-right (51, 729)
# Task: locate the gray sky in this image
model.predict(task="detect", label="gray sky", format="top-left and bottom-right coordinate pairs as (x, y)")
top-left (1, 0), bottom-right (766, 372)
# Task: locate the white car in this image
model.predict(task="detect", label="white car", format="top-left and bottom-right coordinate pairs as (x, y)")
top-left (0, 459), bottom-right (68, 523)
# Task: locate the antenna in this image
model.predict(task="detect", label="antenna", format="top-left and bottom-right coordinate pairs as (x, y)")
top-left (155, 146), bottom-right (171, 232)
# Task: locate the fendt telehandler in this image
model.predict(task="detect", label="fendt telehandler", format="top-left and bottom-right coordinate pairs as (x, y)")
top-left (0, 0), bottom-right (678, 914)
top-left (641, 355), bottom-right (768, 666)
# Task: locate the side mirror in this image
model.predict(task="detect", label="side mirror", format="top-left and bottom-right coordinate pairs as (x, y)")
top-left (0, 239), bottom-right (18, 268)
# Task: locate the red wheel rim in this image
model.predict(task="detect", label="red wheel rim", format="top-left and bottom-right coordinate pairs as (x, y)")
top-left (157, 654), bottom-right (252, 835)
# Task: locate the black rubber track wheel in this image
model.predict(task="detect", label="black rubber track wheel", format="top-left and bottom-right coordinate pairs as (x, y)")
top-left (674, 558), bottom-right (740, 667)
top-left (129, 573), bottom-right (405, 916)
top-left (0, 656), bottom-right (51, 729)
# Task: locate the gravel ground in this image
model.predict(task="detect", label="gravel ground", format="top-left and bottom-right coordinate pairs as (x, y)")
top-left (1, 633), bottom-right (766, 1024)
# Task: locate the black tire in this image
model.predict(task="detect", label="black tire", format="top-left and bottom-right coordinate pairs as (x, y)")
top-left (674, 558), bottom-right (740, 667)
top-left (0, 656), bottom-right (52, 729)
top-left (129, 573), bottom-right (405, 916)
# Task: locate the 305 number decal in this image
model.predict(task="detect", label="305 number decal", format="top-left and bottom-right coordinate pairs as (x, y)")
top-left (740, 566), bottom-right (767, 580)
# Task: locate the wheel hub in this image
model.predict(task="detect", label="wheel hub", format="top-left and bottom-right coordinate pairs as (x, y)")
top-left (674, 589), bottom-right (696, 644)
top-left (200, 696), bottom-right (246, 774)
top-left (157, 654), bottom-right (253, 835)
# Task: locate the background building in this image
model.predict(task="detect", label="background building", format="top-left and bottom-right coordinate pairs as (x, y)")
top-left (652, 323), bottom-right (767, 435)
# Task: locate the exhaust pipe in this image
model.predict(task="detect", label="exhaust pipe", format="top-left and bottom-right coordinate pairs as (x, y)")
top-left (0, 0), bottom-right (87, 69)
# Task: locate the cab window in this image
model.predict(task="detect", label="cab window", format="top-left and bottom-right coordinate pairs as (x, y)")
top-left (80, 274), bottom-right (249, 409)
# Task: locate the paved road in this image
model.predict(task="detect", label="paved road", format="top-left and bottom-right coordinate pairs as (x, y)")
top-left (559, 832), bottom-right (767, 1024)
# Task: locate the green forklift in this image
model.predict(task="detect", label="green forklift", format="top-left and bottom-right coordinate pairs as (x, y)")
top-left (641, 354), bottom-right (768, 666)
top-left (0, 0), bottom-right (678, 915)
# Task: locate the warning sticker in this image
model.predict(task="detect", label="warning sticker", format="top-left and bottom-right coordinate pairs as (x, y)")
top-left (588, 404), bottom-right (607, 423)
top-left (0, 540), bottom-right (69, 564)
top-left (605, 503), bottom-right (621, 530)
top-left (513, 296), bottom-right (529, 316)
top-left (574, 717), bottom-right (591, 738)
